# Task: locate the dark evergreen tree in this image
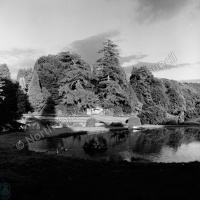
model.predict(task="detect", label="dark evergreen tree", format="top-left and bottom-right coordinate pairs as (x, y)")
top-left (59, 82), bottom-right (97, 110)
top-left (58, 52), bottom-right (92, 88)
top-left (0, 80), bottom-right (19, 127)
top-left (17, 68), bottom-right (33, 92)
top-left (28, 71), bottom-right (43, 111)
top-left (58, 52), bottom-right (97, 110)
top-left (95, 40), bottom-right (132, 111)
top-left (130, 66), bottom-right (154, 107)
top-left (0, 64), bottom-right (10, 79)
top-left (41, 97), bottom-right (56, 116)
top-left (34, 55), bottom-right (63, 104)
top-left (34, 52), bottom-right (96, 113)
top-left (17, 86), bottom-right (33, 115)
top-left (0, 80), bottom-right (5, 101)
top-left (0, 78), bottom-right (31, 130)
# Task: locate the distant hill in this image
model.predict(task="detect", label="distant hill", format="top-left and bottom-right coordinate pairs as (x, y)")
top-left (180, 79), bottom-right (200, 83)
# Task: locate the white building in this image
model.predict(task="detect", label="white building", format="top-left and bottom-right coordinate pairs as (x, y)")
top-left (87, 106), bottom-right (104, 115)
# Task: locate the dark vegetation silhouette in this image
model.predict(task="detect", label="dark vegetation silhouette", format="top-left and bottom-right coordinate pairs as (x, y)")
top-left (39, 96), bottom-right (56, 128)
top-left (0, 64), bottom-right (32, 131)
top-left (41, 97), bottom-right (56, 116)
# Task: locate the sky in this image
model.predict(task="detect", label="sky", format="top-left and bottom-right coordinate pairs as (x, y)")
top-left (0, 0), bottom-right (200, 80)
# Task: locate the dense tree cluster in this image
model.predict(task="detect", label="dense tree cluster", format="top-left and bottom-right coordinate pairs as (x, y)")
top-left (32, 52), bottom-right (96, 114)
top-left (138, 105), bottom-right (167, 125)
top-left (181, 83), bottom-right (200, 120)
top-left (25, 40), bottom-right (137, 115)
top-left (0, 64), bottom-right (31, 131)
top-left (130, 66), bottom-right (200, 124)
top-left (1, 39), bottom-right (200, 128)
top-left (58, 52), bottom-right (96, 110)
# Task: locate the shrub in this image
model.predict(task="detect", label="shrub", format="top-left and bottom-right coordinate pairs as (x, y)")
top-left (179, 121), bottom-right (200, 125)
top-left (164, 120), bottom-right (178, 125)
top-left (83, 138), bottom-right (108, 152)
top-left (138, 106), bottom-right (167, 125)
top-left (126, 116), bottom-right (141, 128)
top-left (73, 123), bottom-right (83, 127)
top-left (86, 117), bottom-right (97, 127)
top-left (56, 109), bottom-right (63, 116)
top-left (123, 104), bottom-right (132, 114)
top-left (66, 105), bottom-right (81, 115)
top-left (105, 109), bottom-right (114, 116)
top-left (164, 113), bottom-right (179, 124)
top-left (113, 106), bottom-right (123, 116)
top-left (41, 97), bottom-right (56, 116)
top-left (110, 122), bottom-right (124, 127)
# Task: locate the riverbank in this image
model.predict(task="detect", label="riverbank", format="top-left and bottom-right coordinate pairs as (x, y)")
top-left (1, 130), bottom-right (200, 199)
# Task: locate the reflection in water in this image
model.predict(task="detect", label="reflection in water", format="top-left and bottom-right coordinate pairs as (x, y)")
top-left (83, 136), bottom-right (108, 156)
top-left (157, 142), bottom-right (200, 163)
top-left (29, 128), bottom-right (200, 163)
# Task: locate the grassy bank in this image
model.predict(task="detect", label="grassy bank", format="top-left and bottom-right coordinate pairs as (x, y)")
top-left (1, 130), bottom-right (200, 199)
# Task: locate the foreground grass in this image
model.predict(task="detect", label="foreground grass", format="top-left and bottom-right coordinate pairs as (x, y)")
top-left (1, 131), bottom-right (200, 200)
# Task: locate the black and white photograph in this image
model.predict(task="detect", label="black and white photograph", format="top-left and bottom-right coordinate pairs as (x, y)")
top-left (0, 0), bottom-right (200, 199)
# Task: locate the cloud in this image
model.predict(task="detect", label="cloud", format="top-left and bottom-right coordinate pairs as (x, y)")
top-left (67, 30), bottom-right (147, 66)
top-left (153, 61), bottom-right (200, 72)
top-left (0, 48), bottom-right (42, 58)
top-left (135, 0), bottom-right (190, 24)
top-left (67, 30), bottom-right (120, 65)
top-left (155, 62), bottom-right (200, 80)
top-left (0, 48), bottom-right (44, 79)
top-left (120, 54), bottom-right (148, 64)
top-left (123, 61), bottom-right (200, 81)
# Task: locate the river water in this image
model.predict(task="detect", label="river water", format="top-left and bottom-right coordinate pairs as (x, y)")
top-left (29, 127), bottom-right (200, 163)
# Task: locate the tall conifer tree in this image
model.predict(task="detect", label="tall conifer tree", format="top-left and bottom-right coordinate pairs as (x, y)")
top-left (0, 64), bottom-right (10, 79)
top-left (95, 40), bottom-right (131, 111)
top-left (28, 71), bottom-right (43, 111)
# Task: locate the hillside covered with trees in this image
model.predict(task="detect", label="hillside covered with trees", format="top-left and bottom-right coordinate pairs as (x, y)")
top-left (130, 66), bottom-right (200, 124)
